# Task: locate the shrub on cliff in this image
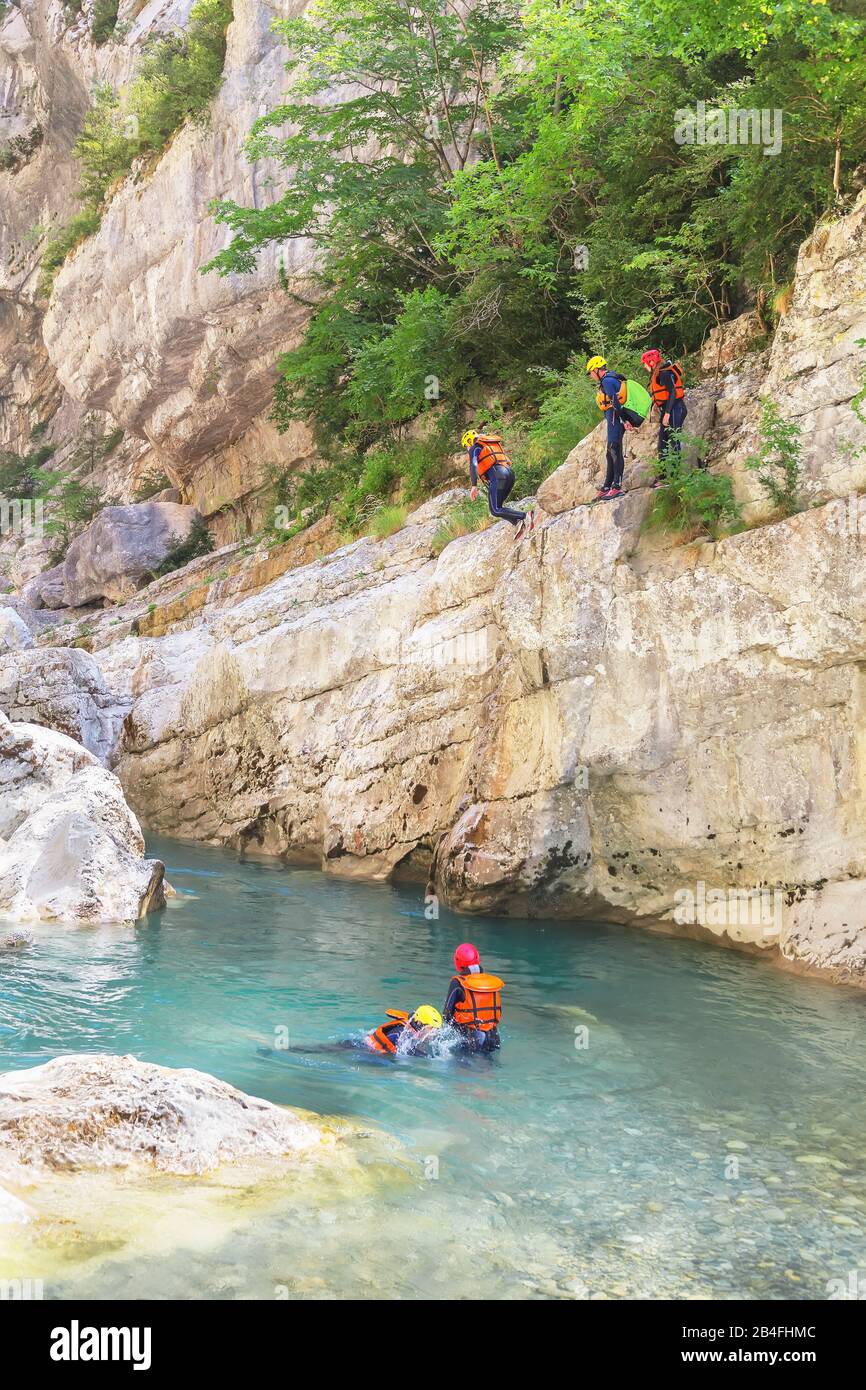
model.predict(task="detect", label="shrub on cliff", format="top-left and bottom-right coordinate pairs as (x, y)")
top-left (91, 0), bottom-right (119, 44)
top-left (39, 209), bottom-right (102, 292)
top-left (744, 400), bottom-right (804, 518)
top-left (645, 438), bottom-right (742, 542)
top-left (431, 497), bottom-right (490, 556)
top-left (129, 0), bottom-right (233, 150)
top-left (154, 516), bottom-right (215, 576)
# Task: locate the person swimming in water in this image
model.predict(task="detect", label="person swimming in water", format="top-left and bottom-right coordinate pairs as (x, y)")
top-left (443, 944), bottom-right (504, 1053)
top-left (364, 1004), bottom-right (443, 1056)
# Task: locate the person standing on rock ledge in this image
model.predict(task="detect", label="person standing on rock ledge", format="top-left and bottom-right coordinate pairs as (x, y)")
top-left (463, 428), bottom-right (535, 539)
top-left (641, 349), bottom-right (688, 486)
top-left (586, 356), bottom-right (649, 500)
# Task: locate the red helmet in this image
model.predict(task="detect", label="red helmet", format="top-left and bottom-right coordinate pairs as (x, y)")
top-left (641, 349), bottom-right (662, 369)
top-left (454, 942), bottom-right (480, 970)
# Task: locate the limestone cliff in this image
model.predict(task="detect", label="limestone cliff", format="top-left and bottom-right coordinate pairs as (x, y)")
top-left (1, 0), bottom-right (316, 547)
top-left (3, 2), bottom-right (866, 984)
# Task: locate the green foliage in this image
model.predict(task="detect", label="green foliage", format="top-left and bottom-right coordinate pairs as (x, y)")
top-left (853, 338), bottom-right (866, 427)
top-left (128, 0), bottom-right (233, 150)
top-left (204, 0), bottom-right (866, 541)
top-left (154, 516), bottom-right (215, 576)
top-left (744, 399), bottom-right (804, 517)
top-left (41, 1), bottom-right (232, 289)
top-left (431, 496), bottom-right (490, 555)
top-left (39, 208), bottom-right (103, 293)
top-left (43, 477), bottom-right (104, 561)
top-left (366, 503), bottom-right (408, 540)
top-left (263, 418), bottom-right (456, 540)
top-left (0, 123), bottom-right (43, 172)
top-left (133, 469), bottom-right (173, 503)
top-left (91, 0), bottom-right (119, 43)
top-left (646, 435), bottom-right (742, 541)
top-left (0, 416), bottom-right (124, 560)
top-left (0, 444), bottom-right (56, 500)
top-left (206, 0), bottom-right (523, 453)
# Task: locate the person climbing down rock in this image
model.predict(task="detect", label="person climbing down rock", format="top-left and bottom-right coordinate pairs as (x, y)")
top-left (365, 1005), bottom-right (443, 1056)
top-left (463, 429), bottom-right (535, 539)
top-left (586, 357), bottom-right (647, 500)
top-left (443, 943), bottom-right (504, 1053)
top-left (641, 349), bottom-right (687, 487)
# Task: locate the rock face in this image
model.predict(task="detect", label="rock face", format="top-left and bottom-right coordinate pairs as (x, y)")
top-left (40, 0), bottom-right (317, 491)
top-left (4, 10), bottom-right (866, 988)
top-left (0, 605), bottom-right (33, 650)
top-left (22, 194), bottom-right (853, 987)
top-left (0, 712), bottom-right (164, 923)
top-left (63, 502), bottom-right (203, 605)
top-left (0, 647), bottom-right (127, 762)
top-left (20, 565), bottom-right (68, 611)
top-left (0, 1054), bottom-right (331, 1177)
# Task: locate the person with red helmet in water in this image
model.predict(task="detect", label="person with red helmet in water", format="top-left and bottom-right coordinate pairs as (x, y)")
top-left (640, 348), bottom-right (687, 486)
top-left (443, 943), bottom-right (504, 1053)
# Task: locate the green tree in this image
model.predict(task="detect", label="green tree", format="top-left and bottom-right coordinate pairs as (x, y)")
top-left (206, 0), bottom-right (523, 446)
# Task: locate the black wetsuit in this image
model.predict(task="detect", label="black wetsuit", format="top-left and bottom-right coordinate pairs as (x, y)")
top-left (443, 967), bottom-right (502, 1053)
top-left (469, 445), bottom-right (526, 526)
top-left (598, 372), bottom-right (643, 492)
top-left (654, 365), bottom-right (688, 474)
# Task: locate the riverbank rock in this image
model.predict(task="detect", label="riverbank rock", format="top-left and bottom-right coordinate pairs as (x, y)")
top-left (20, 565), bottom-right (68, 611)
top-left (63, 503), bottom-right (203, 606)
top-left (0, 713), bottom-right (164, 924)
top-left (0, 647), bottom-right (127, 763)
top-left (0, 606), bottom-right (33, 651)
top-left (0, 1054), bottom-right (331, 1177)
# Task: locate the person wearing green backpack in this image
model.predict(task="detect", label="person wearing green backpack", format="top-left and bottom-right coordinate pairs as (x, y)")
top-left (586, 357), bottom-right (651, 500)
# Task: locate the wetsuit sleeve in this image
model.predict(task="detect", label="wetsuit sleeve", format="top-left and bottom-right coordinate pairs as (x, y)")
top-left (657, 368), bottom-right (677, 412)
top-left (469, 445), bottom-right (480, 487)
top-left (443, 981), bottom-right (464, 1023)
top-left (600, 372), bottom-right (623, 419)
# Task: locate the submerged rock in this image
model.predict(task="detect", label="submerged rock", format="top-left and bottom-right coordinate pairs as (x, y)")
top-left (0, 1054), bottom-right (332, 1178)
top-left (0, 713), bottom-right (164, 924)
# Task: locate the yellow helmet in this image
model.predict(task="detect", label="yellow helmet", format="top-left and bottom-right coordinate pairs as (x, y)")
top-left (585, 356), bottom-right (607, 374)
top-left (411, 1005), bottom-right (443, 1029)
top-left (461, 429), bottom-right (478, 449)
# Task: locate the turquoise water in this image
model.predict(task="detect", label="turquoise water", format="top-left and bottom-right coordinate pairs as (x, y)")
top-left (2, 836), bottom-right (865, 1300)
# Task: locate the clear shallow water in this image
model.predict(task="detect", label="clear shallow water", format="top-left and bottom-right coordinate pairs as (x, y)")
top-left (1, 836), bottom-right (865, 1300)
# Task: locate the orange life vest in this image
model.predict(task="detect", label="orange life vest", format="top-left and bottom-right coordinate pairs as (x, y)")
top-left (367, 1021), bottom-right (399, 1054)
top-left (648, 361), bottom-right (685, 406)
top-left (473, 434), bottom-right (511, 477)
top-left (366, 1010), bottom-right (409, 1054)
top-left (596, 375), bottom-right (627, 412)
top-left (450, 973), bottom-right (504, 1032)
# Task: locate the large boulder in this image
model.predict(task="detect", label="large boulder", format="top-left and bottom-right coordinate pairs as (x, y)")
top-left (63, 502), bottom-right (203, 606)
top-left (0, 712), bottom-right (164, 924)
top-left (0, 1054), bottom-right (331, 1179)
top-left (20, 564), bottom-right (68, 611)
top-left (0, 647), bottom-right (126, 763)
top-left (0, 605), bottom-right (33, 651)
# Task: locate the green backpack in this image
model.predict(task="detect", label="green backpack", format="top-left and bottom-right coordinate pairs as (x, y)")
top-left (604, 373), bottom-right (651, 424)
top-left (622, 378), bottom-right (651, 423)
